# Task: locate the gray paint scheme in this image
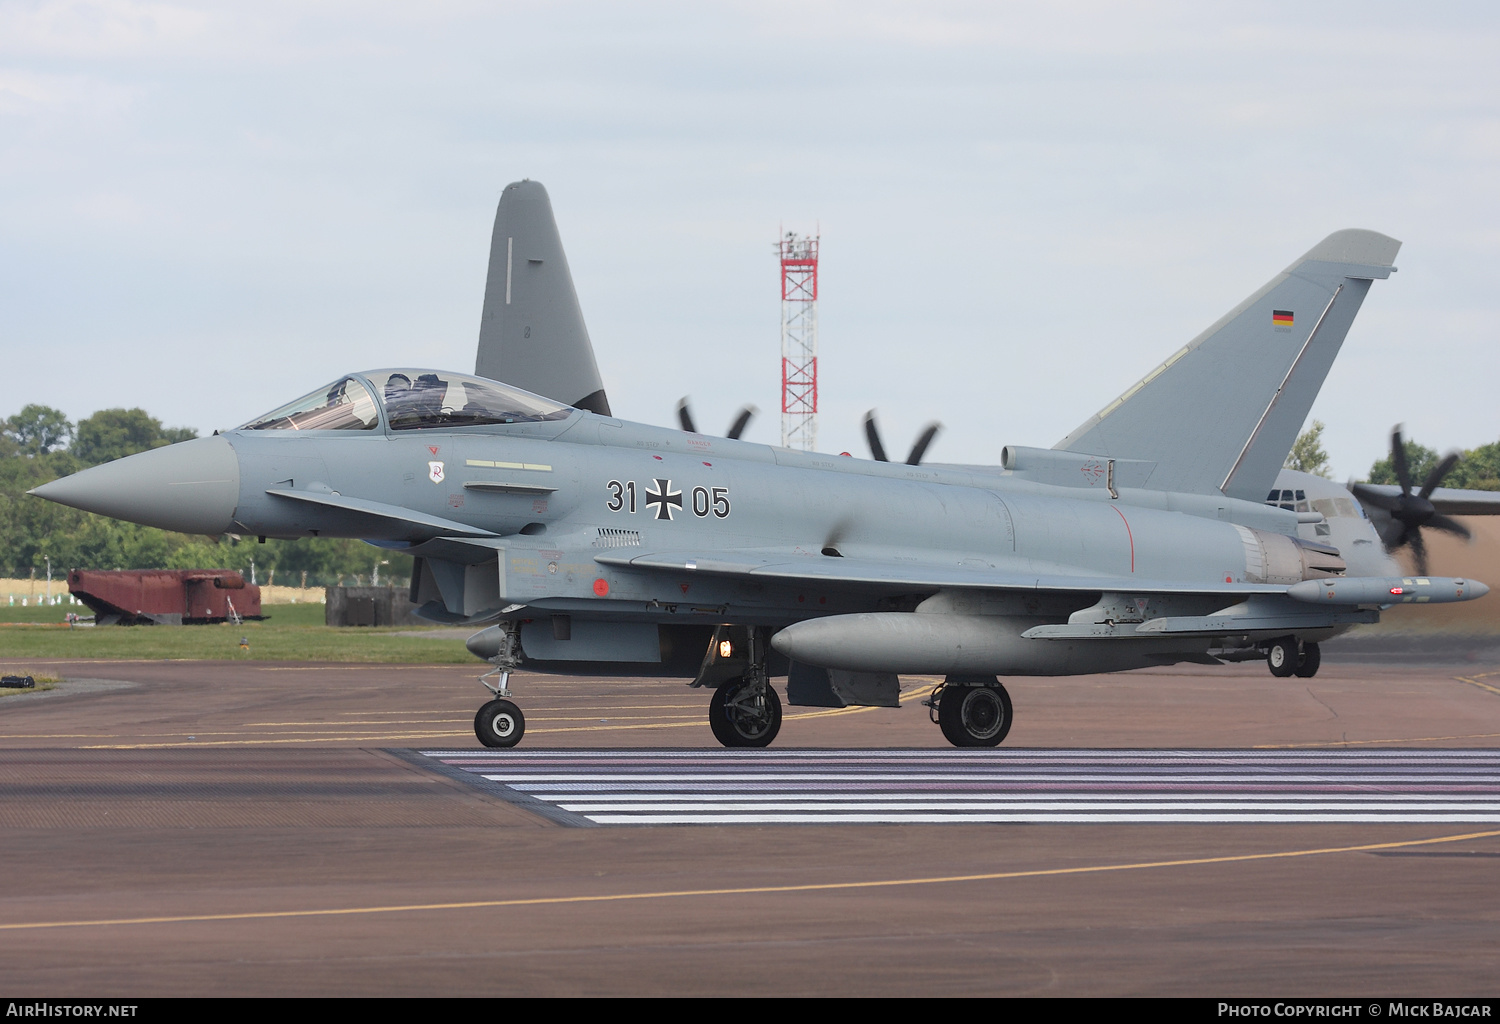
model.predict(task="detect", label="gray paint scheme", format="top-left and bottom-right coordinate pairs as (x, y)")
top-left (26, 219), bottom-right (1492, 729)
top-left (33, 382), bottom-right (1488, 681)
top-left (1275, 468), bottom-right (1398, 579)
top-left (29, 434), bottom-right (239, 536)
top-left (474, 180), bottom-right (610, 415)
top-left (1057, 230), bottom-right (1400, 502)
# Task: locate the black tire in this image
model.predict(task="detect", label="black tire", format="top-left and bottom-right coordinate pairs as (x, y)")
top-left (938, 681), bottom-right (1013, 748)
top-left (709, 678), bottom-right (782, 748)
top-left (475, 698), bottom-right (526, 748)
top-left (1293, 641), bottom-right (1321, 678)
top-left (1267, 639), bottom-right (1297, 678)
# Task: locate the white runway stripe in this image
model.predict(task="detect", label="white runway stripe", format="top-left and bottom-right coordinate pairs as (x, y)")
top-left (583, 813), bottom-right (1500, 825)
top-left (412, 748), bottom-right (1500, 827)
top-left (483, 772), bottom-right (1500, 782)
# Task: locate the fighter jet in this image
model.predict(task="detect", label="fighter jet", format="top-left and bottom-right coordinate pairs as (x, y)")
top-left (31, 181), bottom-right (1494, 750)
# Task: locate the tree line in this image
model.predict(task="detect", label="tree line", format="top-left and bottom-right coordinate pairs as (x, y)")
top-left (1, 404), bottom-right (412, 587)
top-left (1284, 420), bottom-right (1500, 489)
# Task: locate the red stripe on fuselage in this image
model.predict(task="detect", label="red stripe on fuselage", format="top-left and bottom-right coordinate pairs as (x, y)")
top-left (1110, 505), bottom-right (1135, 573)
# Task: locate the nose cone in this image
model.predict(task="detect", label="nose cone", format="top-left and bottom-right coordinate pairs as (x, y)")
top-left (29, 435), bottom-right (240, 535)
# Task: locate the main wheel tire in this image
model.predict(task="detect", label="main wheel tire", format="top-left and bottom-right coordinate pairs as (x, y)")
top-left (475, 698), bottom-right (525, 748)
top-left (1293, 641), bottom-right (1322, 678)
top-left (709, 678), bottom-right (782, 748)
top-left (938, 682), bottom-right (1013, 748)
top-left (1267, 639), bottom-right (1297, 678)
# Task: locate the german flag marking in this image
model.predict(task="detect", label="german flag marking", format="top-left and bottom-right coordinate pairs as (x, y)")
top-left (1272, 310), bottom-right (1295, 326)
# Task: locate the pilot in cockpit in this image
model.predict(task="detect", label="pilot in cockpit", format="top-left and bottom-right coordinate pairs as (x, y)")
top-left (410, 373), bottom-right (447, 422)
top-left (384, 373), bottom-right (414, 424)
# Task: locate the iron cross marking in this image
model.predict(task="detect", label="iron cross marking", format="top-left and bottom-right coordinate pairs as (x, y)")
top-left (645, 478), bottom-right (683, 521)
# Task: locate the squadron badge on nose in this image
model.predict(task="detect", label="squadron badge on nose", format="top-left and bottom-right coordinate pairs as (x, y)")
top-left (429, 461), bottom-right (445, 484)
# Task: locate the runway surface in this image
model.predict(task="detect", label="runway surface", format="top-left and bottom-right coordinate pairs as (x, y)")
top-left (414, 748), bottom-right (1500, 825)
top-left (2, 655), bottom-right (1500, 995)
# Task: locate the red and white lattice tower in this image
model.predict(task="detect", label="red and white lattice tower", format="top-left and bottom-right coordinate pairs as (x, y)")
top-left (778, 231), bottom-right (819, 450)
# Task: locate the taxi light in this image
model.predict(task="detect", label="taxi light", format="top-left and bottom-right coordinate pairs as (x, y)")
top-left (718, 640), bottom-right (734, 658)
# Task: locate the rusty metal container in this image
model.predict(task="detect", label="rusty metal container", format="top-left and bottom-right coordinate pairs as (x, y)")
top-left (66, 569), bottom-right (263, 625)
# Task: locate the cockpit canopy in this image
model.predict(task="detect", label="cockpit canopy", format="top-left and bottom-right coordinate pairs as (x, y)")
top-left (237, 370), bottom-right (575, 432)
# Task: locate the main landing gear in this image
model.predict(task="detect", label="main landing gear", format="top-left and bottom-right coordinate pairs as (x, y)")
top-left (709, 677), bottom-right (782, 747)
top-left (1266, 637), bottom-right (1321, 679)
top-left (706, 629), bottom-right (782, 748)
top-left (926, 675), bottom-right (1014, 748)
top-left (474, 622), bottom-right (525, 748)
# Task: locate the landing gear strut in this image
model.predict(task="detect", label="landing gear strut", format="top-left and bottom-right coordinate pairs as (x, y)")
top-left (929, 675), bottom-right (1013, 748)
top-left (475, 622), bottom-right (526, 748)
top-left (1266, 637), bottom-right (1320, 679)
top-left (707, 628), bottom-right (782, 748)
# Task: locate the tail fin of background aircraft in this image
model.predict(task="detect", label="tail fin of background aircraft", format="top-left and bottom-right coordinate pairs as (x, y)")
top-left (1054, 229), bottom-right (1400, 501)
top-left (475, 180), bottom-right (611, 415)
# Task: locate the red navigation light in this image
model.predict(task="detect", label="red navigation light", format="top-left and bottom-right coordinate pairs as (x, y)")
top-left (1390, 587), bottom-right (1403, 595)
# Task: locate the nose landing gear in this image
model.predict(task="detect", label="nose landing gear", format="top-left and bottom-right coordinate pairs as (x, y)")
top-left (474, 622), bottom-right (526, 748)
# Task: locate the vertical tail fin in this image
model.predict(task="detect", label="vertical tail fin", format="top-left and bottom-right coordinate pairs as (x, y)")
top-left (1055, 229), bottom-right (1400, 500)
top-left (475, 180), bottom-right (611, 415)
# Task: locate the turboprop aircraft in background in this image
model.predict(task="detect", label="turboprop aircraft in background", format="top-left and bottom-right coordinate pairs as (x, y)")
top-left (30, 181), bottom-right (1495, 749)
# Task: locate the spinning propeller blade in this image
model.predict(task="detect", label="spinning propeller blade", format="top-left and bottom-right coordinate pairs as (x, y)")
top-left (676, 398), bottom-right (756, 440)
top-left (863, 411), bottom-right (941, 466)
top-left (1351, 427), bottom-right (1470, 576)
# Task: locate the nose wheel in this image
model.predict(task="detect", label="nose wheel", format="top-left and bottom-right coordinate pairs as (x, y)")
top-left (475, 698), bottom-right (525, 748)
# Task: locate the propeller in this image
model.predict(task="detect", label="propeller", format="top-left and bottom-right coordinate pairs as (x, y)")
top-left (1350, 427), bottom-right (1470, 576)
top-left (676, 398), bottom-right (757, 440)
top-left (863, 411), bottom-right (941, 466)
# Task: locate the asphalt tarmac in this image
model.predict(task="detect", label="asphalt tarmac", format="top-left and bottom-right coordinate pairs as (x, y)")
top-left (2, 653), bottom-right (1499, 996)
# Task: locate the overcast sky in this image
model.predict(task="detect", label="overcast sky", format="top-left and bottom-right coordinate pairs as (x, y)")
top-left (3, 1), bottom-right (1497, 479)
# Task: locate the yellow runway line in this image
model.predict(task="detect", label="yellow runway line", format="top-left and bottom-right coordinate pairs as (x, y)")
top-left (1257, 732), bottom-right (1500, 749)
top-left (74, 679), bottom-right (941, 747)
top-left (3, 828), bottom-right (1496, 933)
top-left (1455, 671), bottom-right (1500, 697)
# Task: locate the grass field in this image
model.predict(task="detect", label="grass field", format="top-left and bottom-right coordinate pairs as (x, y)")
top-left (0, 603), bottom-right (86, 624)
top-left (0, 604), bottom-right (474, 664)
